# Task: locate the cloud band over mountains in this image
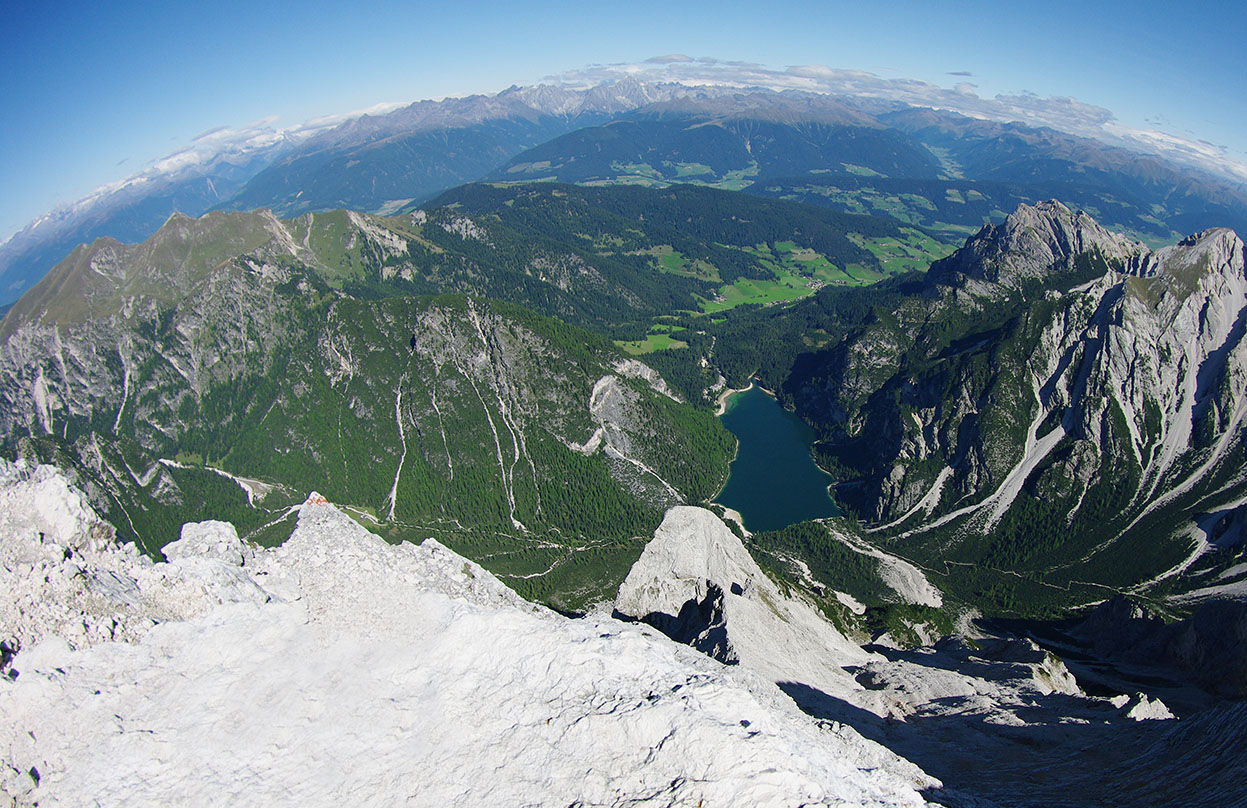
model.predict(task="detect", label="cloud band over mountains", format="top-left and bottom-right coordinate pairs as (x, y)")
top-left (554, 57), bottom-right (1247, 185)
top-left (6, 56), bottom-right (1245, 249)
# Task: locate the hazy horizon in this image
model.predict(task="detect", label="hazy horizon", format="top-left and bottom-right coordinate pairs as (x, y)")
top-left (4, 0), bottom-right (1244, 241)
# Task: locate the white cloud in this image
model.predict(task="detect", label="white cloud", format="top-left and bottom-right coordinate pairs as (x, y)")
top-left (645, 54), bottom-right (694, 64)
top-left (56, 100), bottom-right (410, 220)
top-left (1108, 124), bottom-right (1247, 183)
top-left (191, 125), bottom-right (230, 142)
top-left (786, 64), bottom-right (843, 79)
top-left (298, 101), bottom-right (407, 130)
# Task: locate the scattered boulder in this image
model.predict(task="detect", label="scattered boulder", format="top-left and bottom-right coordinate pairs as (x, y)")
top-left (1115, 692), bottom-right (1176, 721)
top-left (162, 520), bottom-right (250, 566)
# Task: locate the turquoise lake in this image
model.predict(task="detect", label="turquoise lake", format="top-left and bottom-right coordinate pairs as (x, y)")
top-left (714, 385), bottom-right (840, 532)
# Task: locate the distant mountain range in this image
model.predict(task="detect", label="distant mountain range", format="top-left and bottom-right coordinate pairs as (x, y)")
top-left (4, 78), bottom-right (1247, 307)
top-left (492, 95), bottom-right (1247, 246)
top-left (0, 79), bottom-right (711, 307)
top-left (4, 73), bottom-right (1247, 622)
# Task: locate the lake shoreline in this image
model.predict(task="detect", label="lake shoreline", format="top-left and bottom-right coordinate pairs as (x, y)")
top-left (715, 381), bottom-right (755, 416)
top-left (712, 384), bottom-right (840, 532)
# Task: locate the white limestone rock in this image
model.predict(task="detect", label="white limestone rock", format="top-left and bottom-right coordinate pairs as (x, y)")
top-left (162, 520), bottom-right (249, 566)
top-left (850, 636), bottom-right (1082, 721)
top-left (612, 505), bottom-right (1135, 758)
top-left (0, 459), bottom-right (269, 662)
top-left (1, 459), bottom-right (148, 654)
top-left (616, 506), bottom-right (871, 705)
top-left (1123, 692), bottom-right (1175, 721)
top-left (1, 478), bottom-right (937, 807)
top-left (927, 200), bottom-right (1148, 295)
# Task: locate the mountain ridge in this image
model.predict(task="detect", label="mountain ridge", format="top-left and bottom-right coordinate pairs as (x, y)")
top-left (0, 460), bottom-right (935, 807)
top-left (0, 195), bottom-right (763, 608)
top-left (3, 171), bottom-right (1246, 618)
top-left (6, 78), bottom-right (1247, 310)
top-left (768, 201), bottom-right (1247, 612)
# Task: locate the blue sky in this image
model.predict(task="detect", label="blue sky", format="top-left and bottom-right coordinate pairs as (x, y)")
top-left (3, 0), bottom-right (1245, 240)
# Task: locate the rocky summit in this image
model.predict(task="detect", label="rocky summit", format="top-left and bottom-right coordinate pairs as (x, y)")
top-left (6, 461), bottom-right (1247, 807)
top-left (0, 460), bottom-right (933, 807)
top-left (787, 201), bottom-right (1247, 611)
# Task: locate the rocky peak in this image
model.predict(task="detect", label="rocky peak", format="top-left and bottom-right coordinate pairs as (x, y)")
top-left (1, 209), bottom-right (286, 338)
top-left (927, 200), bottom-right (1147, 293)
top-left (1, 469), bottom-right (936, 807)
top-left (1141, 226), bottom-right (1246, 304)
top-left (615, 506), bottom-right (871, 702)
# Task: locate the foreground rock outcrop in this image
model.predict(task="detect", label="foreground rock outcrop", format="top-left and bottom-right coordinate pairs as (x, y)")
top-left (0, 462), bottom-right (268, 657)
top-left (614, 506), bottom-right (1247, 808)
top-left (615, 507), bottom-right (1084, 722)
top-left (0, 461), bottom-right (933, 807)
top-left (7, 463), bottom-right (1245, 807)
top-left (616, 506), bottom-right (872, 700)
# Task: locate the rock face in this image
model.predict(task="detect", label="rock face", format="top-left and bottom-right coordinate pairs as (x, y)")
top-left (162, 520), bottom-right (252, 565)
top-left (925, 200), bottom-right (1148, 294)
top-left (0, 212), bottom-right (709, 517)
top-left (8, 463), bottom-right (1246, 808)
top-left (615, 508), bottom-right (1089, 718)
top-left (0, 459), bottom-right (268, 657)
top-left (616, 506), bottom-right (871, 699)
top-left (0, 206), bottom-right (735, 609)
top-left (794, 201), bottom-right (1247, 603)
top-left (1073, 595), bottom-right (1247, 700)
top-left (0, 464), bottom-right (934, 807)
